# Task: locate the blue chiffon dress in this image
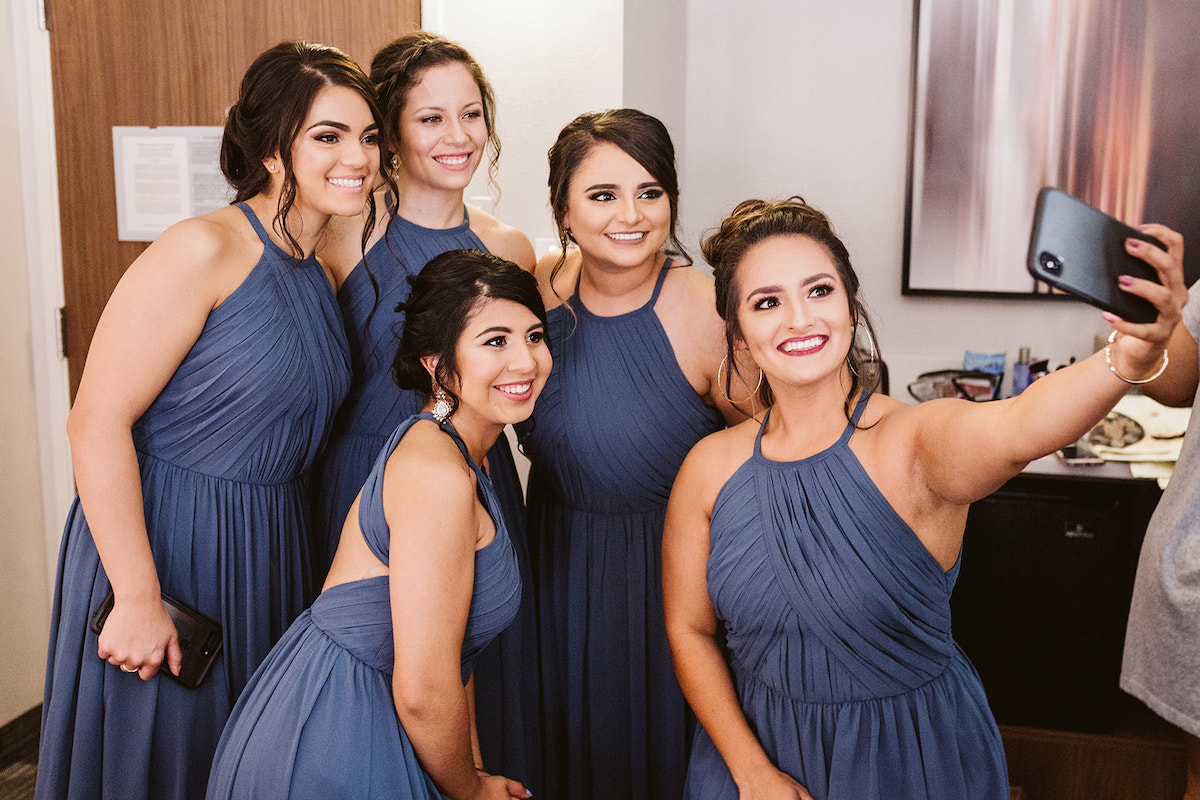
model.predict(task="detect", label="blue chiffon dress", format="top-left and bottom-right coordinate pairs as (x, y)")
top-left (206, 413), bottom-right (522, 799)
top-left (517, 263), bottom-right (724, 800)
top-left (307, 207), bottom-right (539, 790)
top-left (36, 203), bottom-right (351, 800)
top-left (683, 393), bottom-right (1008, 800)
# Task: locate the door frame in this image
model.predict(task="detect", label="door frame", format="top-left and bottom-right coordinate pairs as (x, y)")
top-left (11, 0), bottom-right (75, 597)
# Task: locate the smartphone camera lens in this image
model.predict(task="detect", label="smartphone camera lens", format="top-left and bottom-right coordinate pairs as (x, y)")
top-left (1038, 251), bottom-right (1063, 273)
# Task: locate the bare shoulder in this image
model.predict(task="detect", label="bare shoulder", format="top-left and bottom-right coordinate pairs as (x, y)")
top-left (534, 247), bottom-right (580, 311)
top-left (381, 420), bottom-right (477, 527)
top-left (857, 391), bottom-right (914, 427)
top-left (676, 418), bottom-right (759, 505)
top-left (385, 420), bottom-right (474, 495)
top-left (851, 392), bottom-right (941, 492)
top-left (655, 263), bottom-right (733, 414)
top-left (659, 264), bottom-right (722, 326)
top-left (466, 204), bottom-right (535, 270)
top-left (852, 392), bottom-right (923, 449)
top-left (128, 207), bottom-right (261, 302)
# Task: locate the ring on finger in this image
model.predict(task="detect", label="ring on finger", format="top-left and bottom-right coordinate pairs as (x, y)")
top-left (120, 664), bottom-right (138, 673)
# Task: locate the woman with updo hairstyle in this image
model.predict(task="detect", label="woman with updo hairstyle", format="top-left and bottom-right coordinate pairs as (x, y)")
top-left (208, 249), bottom-right (548, 800)
top-left (516, 108), bottom-right (751, 800)
top-left (312, 30), bottom-right (541, 790)
top-left (663, 196), bottom-right (1187, 799)
top-left (36, 42), bottom-right (384, 800)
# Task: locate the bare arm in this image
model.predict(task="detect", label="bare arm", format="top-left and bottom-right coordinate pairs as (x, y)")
top-left (70, 215), bottom-right (246, 677)
top-left (912, 224), bottom-right (1189, 506)
top-left (663, 438), bottom-right (811, 800)
top-left (467, 205), bottom-right (536, 272)
top-left (386, 429), bottom-right (525, 800)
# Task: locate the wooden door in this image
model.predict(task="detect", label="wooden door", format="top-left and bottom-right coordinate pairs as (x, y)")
top-left (47, 0), bottom-right (420, 397)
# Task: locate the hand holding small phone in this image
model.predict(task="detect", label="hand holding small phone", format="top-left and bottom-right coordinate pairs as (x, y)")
top-left (1027, 187), bottom-right (1165, 323)
top-left (90, 590), bottom-right (223, 689)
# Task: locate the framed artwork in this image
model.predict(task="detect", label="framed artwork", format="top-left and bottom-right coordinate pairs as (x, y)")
top-left (903, 0), bottom-right (1200, 296)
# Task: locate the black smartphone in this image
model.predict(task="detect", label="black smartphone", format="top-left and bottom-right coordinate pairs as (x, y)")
top-left (89, 589), bottom-right (223, 689)
top-left (1027, 187), bottom-right (1165, 324)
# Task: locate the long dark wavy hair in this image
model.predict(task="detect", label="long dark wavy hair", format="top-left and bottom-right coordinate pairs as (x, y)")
top-left (702, 196), bottom-right (881, 422)
top-left (220, 40), bottom-right (392, 257)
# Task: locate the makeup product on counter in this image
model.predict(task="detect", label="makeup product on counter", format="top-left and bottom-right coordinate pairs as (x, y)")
top-left (1012, 346), bottom-right (1034, 395)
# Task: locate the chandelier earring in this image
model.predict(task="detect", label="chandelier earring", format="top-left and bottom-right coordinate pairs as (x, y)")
top-left (717, 354), bottom-right (764, 406)
top-left (432, 388), bottom-right (453, 423)
top-left (390, 153), bottom-right (401, 173)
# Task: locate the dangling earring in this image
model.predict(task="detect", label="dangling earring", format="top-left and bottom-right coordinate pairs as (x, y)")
top-left (717, 354), bottom-right (764, 406)
top-left (390, 154), bottom-right (400, 173)
top-left (432, 388), bottom-right (453, 423)
top-left (563, 227), bottom-right (575, 243)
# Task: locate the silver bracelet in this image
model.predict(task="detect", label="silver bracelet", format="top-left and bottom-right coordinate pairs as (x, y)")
top-left (1105, 330), bottom-right (1169, 384)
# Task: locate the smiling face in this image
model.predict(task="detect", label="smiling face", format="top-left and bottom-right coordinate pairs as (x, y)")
top-left (734, 234), bottom-right (856, 389)
top-left (276, 84), bottom-right (380, 225)
top-left (441, 297), bottom-right (552, 431)
top-left (394, 62), bottom-right (487, 193)
top-left (561, 141), bottom-right (671, 272)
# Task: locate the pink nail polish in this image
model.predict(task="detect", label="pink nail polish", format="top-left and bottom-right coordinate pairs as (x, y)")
top-left (1118, 275), bottom-right (1133, 287)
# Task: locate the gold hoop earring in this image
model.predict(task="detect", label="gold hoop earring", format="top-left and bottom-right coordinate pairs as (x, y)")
top-left (717, 354), bottom-right (764, 406)
top-left (849, 323), bottom-right (880, 384)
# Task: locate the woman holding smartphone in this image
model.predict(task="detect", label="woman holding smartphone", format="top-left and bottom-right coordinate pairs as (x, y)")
top-left (36, 42), bottom-right (385, 800)
top-left (663, 196), bottom-right (1186, 799)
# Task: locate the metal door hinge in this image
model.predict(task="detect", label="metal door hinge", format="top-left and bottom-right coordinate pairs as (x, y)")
top-left (56, 306), bottom-right (67, 359)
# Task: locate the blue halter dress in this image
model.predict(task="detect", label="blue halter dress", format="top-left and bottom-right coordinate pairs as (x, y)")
top-left (683, 393), bottom-right (1009, 800)
top-left (307, 206), bottom-right (539, 790)
top-left (207, 413), bottom-right (522, 799)
top-left (517, 262), bottom-right (724, 800)
top-left (36, 203), bottom-right (351, 800)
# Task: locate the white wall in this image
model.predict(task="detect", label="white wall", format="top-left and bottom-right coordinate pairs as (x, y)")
top-left (1, 0), bottom-right (54, 727)
top-left (676, 1), bottom-right (1106, 396)
top-left (423, 0), bottom-right (625, 255)
top-left (436, 0), bottom-right (1110, 398)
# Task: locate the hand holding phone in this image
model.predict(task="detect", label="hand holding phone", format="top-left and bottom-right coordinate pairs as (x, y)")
top-left (1027, 187), bottom-right (1165, 323)
top-left (90, 590), bottom-right (223, 689)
